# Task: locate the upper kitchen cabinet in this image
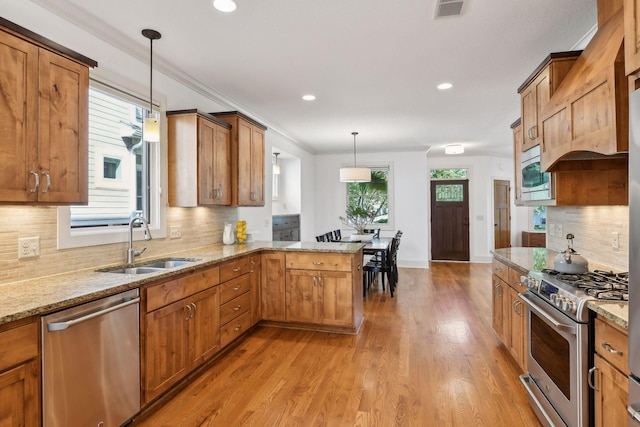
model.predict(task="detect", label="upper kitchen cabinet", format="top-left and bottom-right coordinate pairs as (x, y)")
top-left (517, 52), bottom-right (580, 152)
top-left (511, 119), bottom-right (524, 206)
top-left (0, 18), bottom-right (96, 204)
top-left (624, 0), bottom-right (640, 76)
top-left (540, 9), bottom-right (628, 172)
top-left (167, 110), bottom-right (232, 206)
top-left (212, 111), bottom-right (266, 206)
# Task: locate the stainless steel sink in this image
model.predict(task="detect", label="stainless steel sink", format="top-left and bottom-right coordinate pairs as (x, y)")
top-left (98, 257), bottom-right (200, 275)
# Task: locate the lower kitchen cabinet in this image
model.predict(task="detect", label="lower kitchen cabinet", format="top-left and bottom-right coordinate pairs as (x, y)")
top-left (590, 316), bottom-right (629, 427)
top-left (491, 273), bottom-right (508, 342)
top-left (218, 256), bottom-right (255, 348)
top-left (0, 321), bottom-right (39, 427)
top-left (249, 255), bottom-right (262, 326)
top-left (261, 252), bottom-right (286, 321)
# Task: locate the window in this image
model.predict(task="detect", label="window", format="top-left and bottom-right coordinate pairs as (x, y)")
top-left (58, 82), bottom-right (163, 248)
top-left (346, 165), bottom-right (392, 227)
top-left (430, 168), bottom-right (468, 179)
top-left (533, 206), bottom-right (546, 230)
top-left (435, 184), bottom-right (464, 202)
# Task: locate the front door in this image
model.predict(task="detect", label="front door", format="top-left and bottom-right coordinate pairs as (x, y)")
top-left (430, 179), bottom-right (469, 261)
top-left (494, 179), bottom-right (511, 249)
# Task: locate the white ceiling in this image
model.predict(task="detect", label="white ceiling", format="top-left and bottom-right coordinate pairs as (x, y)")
top-left (32, 0), bottom-right (596, 156)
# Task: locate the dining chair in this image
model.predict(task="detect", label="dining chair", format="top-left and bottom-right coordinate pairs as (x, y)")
top-left (333, 229), bottom-right (342, 241)
top-left (316, 234), bottom-right (327, 242)
top-left (364, 228), bottom-right (381, 238)
top-left (363, 237), bottom-right (398, 297)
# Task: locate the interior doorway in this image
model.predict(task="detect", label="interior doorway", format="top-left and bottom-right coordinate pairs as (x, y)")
top-left (493, 179), bottom-right (511, 249)
top-left (430, 179), bottom-right (470, 261)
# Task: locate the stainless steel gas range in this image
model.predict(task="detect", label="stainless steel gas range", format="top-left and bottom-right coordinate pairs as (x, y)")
top-left (519, 269), bottom-right (628, 427)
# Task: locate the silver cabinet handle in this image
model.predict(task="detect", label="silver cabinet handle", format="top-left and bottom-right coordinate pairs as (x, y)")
top-left (250, 259), bottom-right (255, 273)
top-left (233, 305), bottom-right (242, 311)
top-left (312, 261), bottom-right (323, 265)
top-left (587, 366), bottom-right (599, 391)
top-left (234, 324), bottom-right (242, 332)
top-left (312, 276), bottom-right (317, 287)
top-left (191, 302), bottom-right (197, 319)
top-left (185, 304), bottom-right (193, 321)
top-left (233, 285), bottom-right (242, 291)
top-left (602, 342), bottom-right (623, 355)
top-left (42, 172), bottom-right (50, 193)
top-left (30, 171), bottom-right (39, 193)
top-left (233, 267), bottom-right (242, 272)
top-left (47, 297), bottom-right (140, 331)
top-left (217, 184), bottom-right (222, 199)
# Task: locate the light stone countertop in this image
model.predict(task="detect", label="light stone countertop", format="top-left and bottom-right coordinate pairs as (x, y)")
top-left (492, 247), bottom-right (628, 329)
top-left (0, 241), bottom-right (365, 326)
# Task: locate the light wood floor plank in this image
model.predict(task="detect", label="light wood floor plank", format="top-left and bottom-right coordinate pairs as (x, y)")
top-left (135, 262), bottom-right (541, 427)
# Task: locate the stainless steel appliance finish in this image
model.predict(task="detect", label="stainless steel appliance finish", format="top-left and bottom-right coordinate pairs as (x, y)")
top-left (521, 145), bottom-right (554, 202)
top-left (628, 88), bottom-right (640, 425)
top-left (42, 289), bottom-right (140, 427)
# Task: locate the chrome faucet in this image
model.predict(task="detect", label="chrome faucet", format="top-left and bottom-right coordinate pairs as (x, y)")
top-left (127, 215), bottom-right (152, 264)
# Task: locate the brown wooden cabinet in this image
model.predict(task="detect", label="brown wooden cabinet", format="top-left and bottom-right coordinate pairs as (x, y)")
top-left (218, 255), bottom-right (256, 348)
top-left (167, 110), bottom-right (232, 206)
top-left (625, 0), bottom-right (640, 76)
top-left (0, 25), bottom-right (93, 204)
top-left (590, 316), bottom-right (628, 427)
top-left (249, 255), bottom-right (262, 326)
top-left (212, 111), bottom-right (266, 206)
top-left (143, 267), bottom-right (221, 403)
top-left (0, 320), bottom-right (40, 427)
top-left (491, 258), bottom-right (527, 372)
top-left (517, 52), bottom-right (580, 153)
top-left (521, 231), bottom-right (546, 248)
top-left (261, 252), bottom-right (286, 321)
top-left (511, 119), bottom-right (524, 206)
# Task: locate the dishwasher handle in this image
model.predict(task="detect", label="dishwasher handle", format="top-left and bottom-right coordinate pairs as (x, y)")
top-left (47, 297), bottom-right (140, 332)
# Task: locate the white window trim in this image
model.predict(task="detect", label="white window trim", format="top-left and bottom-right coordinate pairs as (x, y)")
top-left (57, 80), bottom-right (166, 249)
top-left (343, 161), bottom-right (395, 231)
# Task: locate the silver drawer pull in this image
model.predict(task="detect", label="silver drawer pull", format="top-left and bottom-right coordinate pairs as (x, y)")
top-left (233, 267), bottom-right (242, 272)
top-left (233, 285), bottom-right (242, 291)
top-left (233, 305), bottom-right (242, 311)
top-left (30, 171), bottom-right (39, 193)
top-left (42, 172), bottom-right (51, 193)
top-left (587, 366), bottom-right (599, 391)
top-left (312, 262), bottom-right (323, 265)
top-left (234, 324), bottom-right (242, 332)
top-left (602, 342), bottom-right (623, 355)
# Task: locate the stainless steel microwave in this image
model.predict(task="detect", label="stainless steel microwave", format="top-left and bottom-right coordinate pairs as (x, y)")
top-left (521, 145), bottom-right (554, 201)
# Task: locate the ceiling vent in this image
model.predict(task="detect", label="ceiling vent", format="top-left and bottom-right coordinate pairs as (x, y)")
top-left (435, 0), bottom-right (464, 18)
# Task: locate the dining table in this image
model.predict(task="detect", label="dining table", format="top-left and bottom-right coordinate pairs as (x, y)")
top-left (338, 237), bottom-right (391, 256)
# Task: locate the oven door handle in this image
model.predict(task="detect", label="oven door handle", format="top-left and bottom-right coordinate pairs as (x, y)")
top-left (520, 292), bottom-right (577, 335)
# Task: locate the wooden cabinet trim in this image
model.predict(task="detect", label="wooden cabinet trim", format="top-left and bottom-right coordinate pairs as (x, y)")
top-left (286, 252), bottom-right (352, 272)
top-left (0, 321), bottom-right (38, 373)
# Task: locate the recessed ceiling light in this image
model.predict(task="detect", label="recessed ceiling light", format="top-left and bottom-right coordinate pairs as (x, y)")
top-left (437, 82), bottom-right (453, 90)
top-left (213, 0), bottom-right (237, 12)
top-left (302, 94), bottom-right (316, 101)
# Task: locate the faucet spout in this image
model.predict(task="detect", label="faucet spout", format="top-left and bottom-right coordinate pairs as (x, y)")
top-left (127, 216), bottom-right (152, 264)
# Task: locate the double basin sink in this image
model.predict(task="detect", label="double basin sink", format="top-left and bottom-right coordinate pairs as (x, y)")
top-left (98, 257), bottom-right (200, 275)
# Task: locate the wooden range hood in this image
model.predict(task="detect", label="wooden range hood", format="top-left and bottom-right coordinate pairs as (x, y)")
top-left (538, 7), bottom-right (628, 205)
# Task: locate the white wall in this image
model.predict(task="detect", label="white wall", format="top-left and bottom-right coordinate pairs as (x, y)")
top-left (271, 157), bottom-right (302, 216)
top-left (315, 150), bottom-right (430, 269)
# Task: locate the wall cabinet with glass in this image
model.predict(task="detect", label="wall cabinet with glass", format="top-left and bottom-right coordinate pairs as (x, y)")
top-left (211, 111), bottom-right (267, 206)
top-left (167, 110), bottom-right (232, 206)
top-left (0, 18), bottom-right (96, 204)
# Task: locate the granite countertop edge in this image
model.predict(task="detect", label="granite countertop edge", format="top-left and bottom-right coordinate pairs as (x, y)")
top-left (0, 240), bottom-right (365, 327)
top-left (491, 247), bottom-right (628, 330)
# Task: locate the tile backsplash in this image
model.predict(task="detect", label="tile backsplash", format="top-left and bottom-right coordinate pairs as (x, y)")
top-left (546, 205), bottom-right (629, 271)
top-left (0, 206), bottom-right (236, 284)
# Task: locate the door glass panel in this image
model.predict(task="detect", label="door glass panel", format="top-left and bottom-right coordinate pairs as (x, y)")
top-left (435, 184), bottom-right (464, 202)
top-left (530, 313), bottom-right (571, 399)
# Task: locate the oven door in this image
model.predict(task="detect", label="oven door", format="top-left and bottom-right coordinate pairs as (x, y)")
top-left (520, 291), bottom-right (589, 427)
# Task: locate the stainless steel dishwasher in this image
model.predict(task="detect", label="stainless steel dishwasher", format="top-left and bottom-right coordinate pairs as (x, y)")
top-left (42, 289), bottom-right (140, 427)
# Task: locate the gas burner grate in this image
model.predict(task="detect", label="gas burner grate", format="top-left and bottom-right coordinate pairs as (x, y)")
top-left (585, 289), bottom-right (629, 301)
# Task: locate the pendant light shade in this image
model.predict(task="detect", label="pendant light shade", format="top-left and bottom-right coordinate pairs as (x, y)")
top-left (273, 152), bottom-right (281, 175)
top-left (142, 29), bottom-right (161, 143)
top-left (340, 132), bottom-right (371, 182)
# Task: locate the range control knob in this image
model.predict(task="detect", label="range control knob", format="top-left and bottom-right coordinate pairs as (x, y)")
top-left (555, 296), bottom-right (564, 308)
top-left (565, 300), bottom-right (577, 314)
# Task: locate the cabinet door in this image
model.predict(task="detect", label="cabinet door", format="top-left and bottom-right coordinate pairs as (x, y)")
top-left (213, 125), bottom-right (231, 205)
top-left (198, 117), bottom-right (218, 205)
top-left (593, 354), bottom-right (628, 427)
top-left (520, 84), bottom-right (537, 152)
top-left (319, 271), bottom-right (353, 326)
top-left (0, 361), bottom-right (40, 427)
top-left (145, 299), bottom-right (190, 402)
top-left (236, 120), bottom-right (253, 205)
top-left (625, 0), bottom-right (640, 76)
top-left (249, 255), bottom-right (262, 325)
top-left (188, 286), bottom-right (220, 367)
top-left (512, 123), bottom-right (524, 206)
top-left (0, 31), bottom-right (38, 202)
top-left (261, 253), bottom-right (286, 321)
top-left (286, 269), bottom-right (321, 323)
top-left (509, 288), bottom-right (526, 371)
top-left (38, 49), bottom-right (89, 204)
top-left (491, 275), bottom-right (505, 340)
top-left (250, 125), bottom-right (264, 205)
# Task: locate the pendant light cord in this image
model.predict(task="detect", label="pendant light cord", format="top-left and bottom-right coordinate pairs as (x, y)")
top-left (352, 131), bottom-right (358, 167)
top-left (149, 38), bottom-right (153, 115)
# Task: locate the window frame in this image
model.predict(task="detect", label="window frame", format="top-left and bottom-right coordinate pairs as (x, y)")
top-left (344, 162), bottom-right (394, 231)
top-left (57, 79), bottom-right (166, 249)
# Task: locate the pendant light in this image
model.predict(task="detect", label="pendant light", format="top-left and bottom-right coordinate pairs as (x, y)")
top-left (340, 132), bottom-right (371, 182)
top-left (142, 29), bottom-right (161, 142)
top-left (273, 152), bottom-right (281, 175)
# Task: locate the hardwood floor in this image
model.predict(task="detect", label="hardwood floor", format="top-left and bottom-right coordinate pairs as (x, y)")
top-left (135, 262), bottom-right (541, 426)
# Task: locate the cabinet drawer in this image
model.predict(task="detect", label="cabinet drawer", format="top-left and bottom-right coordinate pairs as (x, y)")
top-left (220, 257), bottom-right (253, 282)
top-left (220, 292), bottom-right (252, 325)
top-left (492, 258), bottom-right (509, 282)
top-left (286, 253), bottom-right (351, 272)
top-left (220, 311), bottom-right (251, 348)
top-left (509, 267), bottom-right (527, 292)
top-left (146, 266), bottom-right (219, 312)
top-left (595, 317), bottom-right (628, 375)
top-left (219, 274), bottom-right (251, 304)
top-left (0, 321), bottom-right (38, 372)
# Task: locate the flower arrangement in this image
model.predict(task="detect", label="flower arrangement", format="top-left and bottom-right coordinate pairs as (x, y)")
top-left (339, 204), bottom-right (378, 235)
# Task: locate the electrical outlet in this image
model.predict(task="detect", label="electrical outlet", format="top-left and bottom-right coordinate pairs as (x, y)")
top-left (548, 223), bottom-right (555, 237)
top-left (612, 232), bottom-right (620, 250)
top-left (18, 237), bottom-right (40, 259)
top-left (557, 224), bottom-right (563, 238)
top-left (169, 226), bottom-right (182, 239)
